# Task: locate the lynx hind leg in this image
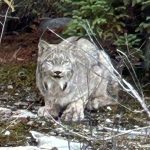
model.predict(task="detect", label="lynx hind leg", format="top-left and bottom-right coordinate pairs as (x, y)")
top-left (86, 76), bottom-right (118, 110)
top-left (86, 95), bottom-right (118, 110)
top-left (107, 80), bottom-right (119, 99)
top-left (61, 99), bottom-right (84, 122)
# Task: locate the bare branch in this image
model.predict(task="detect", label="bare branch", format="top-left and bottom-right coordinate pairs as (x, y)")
top-left (0, 14), bottom-right (19, 19)
top-left (0, 7), bottom-right (10, 44)
top-left (104, 125), bottom-right (150, 140)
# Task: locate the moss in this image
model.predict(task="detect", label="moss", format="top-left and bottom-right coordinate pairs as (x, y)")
top-left (0, 63), bottom-right (36, 89)
top-left (0, 121), bottom-right (30, 146)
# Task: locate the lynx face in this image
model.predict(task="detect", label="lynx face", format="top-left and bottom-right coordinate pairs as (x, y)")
top-left (42, 53), bottom-right (73, 90)
top-left (37, 40), bottom-right (74, 94)
top-left (43, 53), bottom-right (72, 77)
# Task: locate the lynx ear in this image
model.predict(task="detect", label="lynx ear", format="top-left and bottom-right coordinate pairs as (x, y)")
top-left (38, 40), bottom-right (56, 56)
top-left (38, 40), bottom-right (50, 56)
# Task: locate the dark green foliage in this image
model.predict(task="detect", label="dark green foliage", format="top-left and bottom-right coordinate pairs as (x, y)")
top-left (12, 0), bottom-right (62, 18)
top-left (1, 0), bottom-right (63, 33)
top-left (61, 0), bottom-right (125, 39)
top-left (60, 0), bottom-right (150, 68)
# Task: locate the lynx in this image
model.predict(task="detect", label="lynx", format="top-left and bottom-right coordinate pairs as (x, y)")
top-left (36, 37), bottom-right (118, 121)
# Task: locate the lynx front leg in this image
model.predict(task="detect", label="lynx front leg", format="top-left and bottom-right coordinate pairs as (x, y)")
top-left (38, 100), bottom-right (60, 119)
top-left (61, 99), bottom-right (84, 122)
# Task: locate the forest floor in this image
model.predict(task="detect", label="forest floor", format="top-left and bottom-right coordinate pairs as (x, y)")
top-left (0, 32), bottom-right (150, 149)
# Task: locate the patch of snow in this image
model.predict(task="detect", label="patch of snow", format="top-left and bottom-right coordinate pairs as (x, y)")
top-left (106, 106), bottom-right (112, 111)
top-left (0, 107), bottom-right (12, 117)
top-left (7, 85), bottom-right (13, 89)
top-left (115, 114), bottom-right (121, 118)
top-left (0, 146), bottom-right (40, 150)
top-left (4, 130), bottom-right (10, 136)
top-left (30, 130), bottom-right (85, 150)
top-left (14, 93), bottom-right (19, 96)
top-left (12, 109), bottom-right (37, 119)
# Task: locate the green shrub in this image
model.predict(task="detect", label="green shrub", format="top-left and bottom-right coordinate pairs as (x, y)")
top-left (60, 0), bottom-right (150, 67)
top-left (61, 0), bottom-right (125, 40)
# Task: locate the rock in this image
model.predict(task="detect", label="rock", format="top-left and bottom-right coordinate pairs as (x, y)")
top-left (105, 118), bottom-right (112, 124)
top-left (7, 85), bottom-right (13, 89)
top-left (27, 120), bottom-right (34, 126)
top-left (14, 93), bottom-right (19, 96)
top-left (106, 106), bottom-right (112, 111)
top-left (14, 102), bottom-right (29, 107)
top-left (0, 107), bottom-right (12, 118)
top-left (25, 95), bottom-right (35, 102)
top-left (115, 114), bottom-right (121, 118)
top-left (39, 17), bottom-right (71, 31)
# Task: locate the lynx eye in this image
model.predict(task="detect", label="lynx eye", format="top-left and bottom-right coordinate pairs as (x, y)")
top-left (63, 61), bottom-right (70, 66)
top-left (42, 61), bottom-right (53, 71)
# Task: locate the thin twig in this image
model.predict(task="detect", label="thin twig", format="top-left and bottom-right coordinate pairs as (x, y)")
top-left (0, 14), bottom-right (19, 19)
top-left (45, 113), bottom-right (94, 141)
top-left (0, 7), bottom-right (9, 44)
top-left (104, 125), bottom-right (150, 140)
top-left (117, 47), bottom-right (144, 98)
top-left (10, 47), bottom-right (21, 61)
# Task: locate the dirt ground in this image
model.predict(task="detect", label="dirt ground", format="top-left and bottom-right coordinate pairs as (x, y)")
top-left (0, 32), bottom-right (39, 64)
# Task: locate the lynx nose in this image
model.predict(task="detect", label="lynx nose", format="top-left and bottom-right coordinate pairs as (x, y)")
top-left (54, 71), bottom-right (62, 75)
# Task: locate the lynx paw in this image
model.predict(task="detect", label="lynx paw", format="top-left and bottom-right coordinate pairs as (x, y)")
top-left (38, 106), bottom-right (59, 119)
top-left (61, 102), bottom-right (84, 122)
